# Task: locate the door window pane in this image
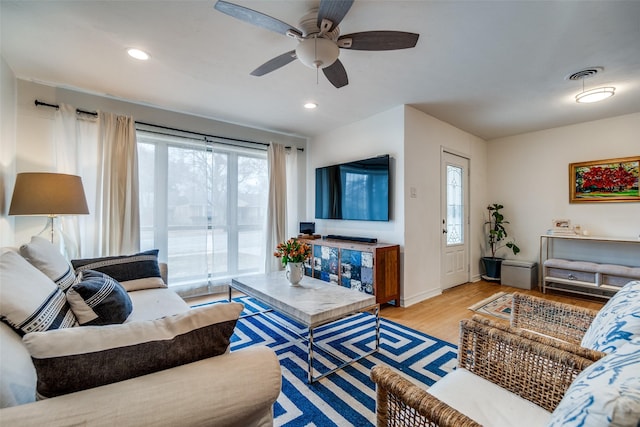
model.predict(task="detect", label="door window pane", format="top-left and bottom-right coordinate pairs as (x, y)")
top-left (446, 164), bottom-right (463, 245)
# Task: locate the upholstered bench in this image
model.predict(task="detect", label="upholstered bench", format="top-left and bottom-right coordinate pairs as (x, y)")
top-left (543, 258), bottom-right (640, 297)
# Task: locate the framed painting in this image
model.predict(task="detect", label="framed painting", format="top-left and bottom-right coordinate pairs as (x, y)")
top-left (569, 156), bottom-right (640, 203)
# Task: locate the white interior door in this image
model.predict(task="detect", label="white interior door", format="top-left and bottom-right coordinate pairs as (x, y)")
top-left (441, 151), bottom-right (470, 289)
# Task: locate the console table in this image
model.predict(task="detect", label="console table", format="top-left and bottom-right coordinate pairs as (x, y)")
top-left (299, 238), bottom-right (400, 306)
top-left (540, 234), bottom-right (640, 299)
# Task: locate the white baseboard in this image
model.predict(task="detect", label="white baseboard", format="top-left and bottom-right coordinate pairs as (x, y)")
top-left (401, 288), bottom-right (443, 308)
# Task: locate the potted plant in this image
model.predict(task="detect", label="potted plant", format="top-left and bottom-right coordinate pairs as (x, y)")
top-left (274, 238), bottom-right (312, 286)
top-left (482, 203), bottom-right (520, 280)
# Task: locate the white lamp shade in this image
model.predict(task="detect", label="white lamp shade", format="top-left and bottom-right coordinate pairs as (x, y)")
top-left (9, 172), bottom-right (89, 216)
top-left (295, 37), bottom-right (339, 69)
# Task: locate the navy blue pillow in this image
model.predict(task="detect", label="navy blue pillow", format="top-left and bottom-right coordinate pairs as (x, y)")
top-left (71, 250), bottom-right (165, 291)
top-left (66, 270), bottom-right (133, 326)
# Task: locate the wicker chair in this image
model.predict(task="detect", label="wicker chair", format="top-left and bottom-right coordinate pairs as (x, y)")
top-left (510, 292), bottom-right (600, 345)
top-left (371, 317), bottom-right (597, 427)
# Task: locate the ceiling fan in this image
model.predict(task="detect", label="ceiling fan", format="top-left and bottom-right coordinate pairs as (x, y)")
top-left (214, 0), bottom-right (420, 88)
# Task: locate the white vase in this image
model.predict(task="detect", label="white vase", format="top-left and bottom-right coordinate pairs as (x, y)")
top-left (285, 262), bottom-right (304, 286)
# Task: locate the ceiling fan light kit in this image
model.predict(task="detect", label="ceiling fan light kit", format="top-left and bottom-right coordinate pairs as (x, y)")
top-left (214, 0), bottom-right (419, 88)
top-left (296, 37), bottom-right (339, 69)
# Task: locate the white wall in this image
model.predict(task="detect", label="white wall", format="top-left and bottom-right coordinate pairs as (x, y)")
top-left (8, 79), bottom-right (308, 244)
top-left (307, 105), bottom-right (488, 306)
top-left (306, 106), bottom-right (405, 244)
top-left (403, 106), bottom-right (488, 305)
top-left (487, 113), bottom-right (640, 267)
top-left (0, 56), bottom-right (17, 247)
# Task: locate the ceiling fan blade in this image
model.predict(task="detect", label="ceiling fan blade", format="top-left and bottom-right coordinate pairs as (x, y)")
top-left (323, 60), bottom-right (349, 88)
top-left (214, 1), bottom-right (302, 37)
top-left (317, 0), bottom-right (354, 32)
top-left (338, 31), bottom-right (419, 51)
top-left (250, 50), bottom-right (297, 76)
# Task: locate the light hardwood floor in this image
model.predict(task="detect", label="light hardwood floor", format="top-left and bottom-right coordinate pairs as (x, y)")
top-left (185, 280), bottom-right (606, 345)
top-left (381, 280), bottom-right (605, 344)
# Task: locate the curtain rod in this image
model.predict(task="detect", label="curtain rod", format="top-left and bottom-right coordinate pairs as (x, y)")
top-left (34, 99), bottom-right (304, 152)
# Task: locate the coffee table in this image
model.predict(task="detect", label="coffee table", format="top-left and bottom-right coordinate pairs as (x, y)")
top-left (230, 271), bottom-right (380, 383)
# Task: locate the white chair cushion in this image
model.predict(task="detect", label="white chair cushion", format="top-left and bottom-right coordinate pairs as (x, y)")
top-left (427, 368), bottom-right (551, 427)
top-left (581, 280), bottom-right (640, 353)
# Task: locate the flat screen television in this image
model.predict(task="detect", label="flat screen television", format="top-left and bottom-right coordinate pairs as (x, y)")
top-left (315, 154), bottom-right (390, 221)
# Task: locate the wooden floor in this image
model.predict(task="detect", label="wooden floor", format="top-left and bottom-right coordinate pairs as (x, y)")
top-left (185, 280), bottom-right (606, 345)
top-left (381, 280), bottom-right (605, 343)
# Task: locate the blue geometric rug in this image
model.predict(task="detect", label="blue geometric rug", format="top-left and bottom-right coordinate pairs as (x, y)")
top-left (195, 296), bottom-right (458, 427)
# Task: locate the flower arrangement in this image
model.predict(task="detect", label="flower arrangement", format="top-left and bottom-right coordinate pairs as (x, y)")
top-left (274, 238), bottom-right (312, 266)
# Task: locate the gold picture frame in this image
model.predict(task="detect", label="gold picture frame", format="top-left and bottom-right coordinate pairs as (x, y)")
top-left (569, 156), bottom-right (640, 203)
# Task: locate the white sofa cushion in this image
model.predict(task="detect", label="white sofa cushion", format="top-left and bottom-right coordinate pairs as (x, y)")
top-left (23, 302), bottom-right (243, 399)
top-left (581, 280), bottom-right (640, 353)
top-left (427, 368), bottom-right (552, 427)
top-left (0, 251), bottom-right (77, 335)
top-left (19, 236), bottom-right (76, 292)
top-left (126, 287), bottom-right (190, 322)
top-left (67, 270), bottom-right (133, 325)
top-left (71, 249), bottom-right (167, 291)
top-left (0, 346), bottom-right (281, 427)
top-left (548, 337), bottom-right (640, 427)
top-left (0, 322), bottom-right (37, 408)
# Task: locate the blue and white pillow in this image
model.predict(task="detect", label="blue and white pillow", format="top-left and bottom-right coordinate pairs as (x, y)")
top-left (581, 280), bottom-right (640, 353)
top-left (66, 270), bottom-right (133, 326)
top-left (548, 337), bottom-right (640, 427)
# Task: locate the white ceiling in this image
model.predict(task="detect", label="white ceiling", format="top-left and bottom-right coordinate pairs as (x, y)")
top-left (2, 0), bottom-right (640, 140)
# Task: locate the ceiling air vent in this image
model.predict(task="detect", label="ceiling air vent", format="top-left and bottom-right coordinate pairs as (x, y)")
top-left (566, 67), bottom-right (604, 81)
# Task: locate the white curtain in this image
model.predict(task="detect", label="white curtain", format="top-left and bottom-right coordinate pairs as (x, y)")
top-left (285, 147), bottom-right (299, 239)
top-left (96, 111), bottom-right (140, 255)
top-left (53, 105), bottom-right (139, 258)
top-left (53, 104), bottom-right (98, 258)
top-left (264, 142), bottom-right (287, 273)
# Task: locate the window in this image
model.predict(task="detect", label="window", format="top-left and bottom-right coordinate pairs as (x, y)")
top-left (137, 130), bottom-right (268, 293)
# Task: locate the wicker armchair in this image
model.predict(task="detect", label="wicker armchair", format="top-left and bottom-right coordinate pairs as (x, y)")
top-left (371, 317), bottom-right (596, 427)
top-left (510, 292), bottom-right (599, 344)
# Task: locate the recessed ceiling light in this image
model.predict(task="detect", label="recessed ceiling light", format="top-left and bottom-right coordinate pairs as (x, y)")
top-left (304, 102), bottom-right (317, 109)
top-left (127, 48), bottom-right (150, 61)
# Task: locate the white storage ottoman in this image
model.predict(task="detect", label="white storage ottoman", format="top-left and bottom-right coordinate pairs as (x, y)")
top-left (501, 260), bottom-right (538, 290)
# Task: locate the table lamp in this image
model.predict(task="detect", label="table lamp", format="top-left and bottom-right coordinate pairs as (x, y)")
top-left (9, 172), bottom-right (89, 257)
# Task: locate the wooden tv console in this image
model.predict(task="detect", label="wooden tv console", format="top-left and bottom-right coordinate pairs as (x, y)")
top-left (298, 237), bottom-right (400, 306)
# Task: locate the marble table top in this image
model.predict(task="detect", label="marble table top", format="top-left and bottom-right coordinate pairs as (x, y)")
top-left (231, 271), bottom-right (377, 328)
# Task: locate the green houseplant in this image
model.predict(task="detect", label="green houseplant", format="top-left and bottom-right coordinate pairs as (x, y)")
top-left (482, 203), bottom-right (520, 280)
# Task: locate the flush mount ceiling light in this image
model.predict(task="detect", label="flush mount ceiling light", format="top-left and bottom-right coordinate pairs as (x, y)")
top-left (304, 102), bottom-right (318, 109)
top-left (575, 87), bottom-right (615, 103)
top-left (127, 48), bottom-right (150, 60)
top-left (567, 67), bottom-right (615, 104)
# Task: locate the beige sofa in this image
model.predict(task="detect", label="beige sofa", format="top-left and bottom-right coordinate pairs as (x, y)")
top-left (0, 245), bottom-right (282, 427)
